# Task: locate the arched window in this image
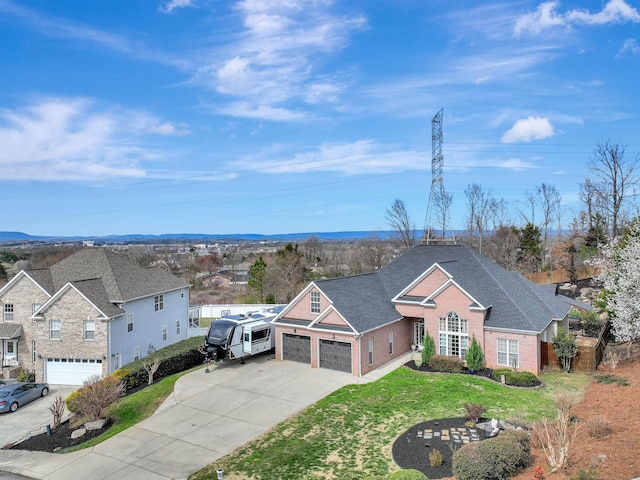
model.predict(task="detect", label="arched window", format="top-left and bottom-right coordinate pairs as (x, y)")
top-left (438, 312), bottom-right (469, 359)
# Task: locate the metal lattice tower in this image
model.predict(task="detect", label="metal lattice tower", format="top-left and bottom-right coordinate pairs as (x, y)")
top-left (423, 108), bottom-right (456, 244)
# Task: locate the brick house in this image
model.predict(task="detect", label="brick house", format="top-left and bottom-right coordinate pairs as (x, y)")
top-left (0, 248), bottom-right (190, 385)
top-left (272, 244), bottom-right (588, 376)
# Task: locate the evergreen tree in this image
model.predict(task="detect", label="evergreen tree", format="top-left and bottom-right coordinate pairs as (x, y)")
top-left (465, 335), bottom-right (484, 372)
top-left (552, 327), bottom-right (577, 372)
top-left (422, 331), bottom-right (436, 365)
top-left (248, 256), bottom-right (268, 303)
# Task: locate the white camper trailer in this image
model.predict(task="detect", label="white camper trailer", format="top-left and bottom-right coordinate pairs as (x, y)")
top-left (204, 307), bottom-right (282, 363)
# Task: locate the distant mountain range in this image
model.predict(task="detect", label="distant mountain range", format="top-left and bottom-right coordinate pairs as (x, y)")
top-left (0, 230), bottom-right (402, 244)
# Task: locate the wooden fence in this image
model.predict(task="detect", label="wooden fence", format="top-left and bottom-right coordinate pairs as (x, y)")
top-left (541, 321), bottom-right (611, 373)
top-left (524, 266), bottom-right (599, 285)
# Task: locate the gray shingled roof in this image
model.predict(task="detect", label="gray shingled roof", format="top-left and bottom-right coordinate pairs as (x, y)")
top-left (23, 249), bottom-right (189, 319)
top-left (0, 323), bottom-right (23, 339)
top-left (314, 245), bottom-right (577, 334)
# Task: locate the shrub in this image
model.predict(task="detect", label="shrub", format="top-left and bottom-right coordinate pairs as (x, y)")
top-left (48, 395), bottom-right (66, 429)
top-left (532, 394), bottom-right (580, 472)
top-left (587, 417), bottom-right (612, 438)
top-left (17, 371), bottom-right (35, 382)
top-left (118, 336), bottom-right (205, 390)
top-left (422, 331), bottom-right (436, 365)
top-left (428, 354), bottom-right (463, 373)
top-left (592, 373), bottom-right (629, 386)
top-left (386, 471), bottom-right (428, 480)
top-left (492, 368), bottom-right (539, 386)
top-left (429, 448), bottom-right (443, 467)
top-left (580, 312), bottom-right (603, 338)
top-left (66, 374), bottom-right (125, 421)
top-left (465, 335), bottom-right (484, 371)
top-left (452, 429), bottom-right (530, 480)
top-left (569, 469), bottom-right (599, 480)
top-left (463, 402), bottom-right (486, 424)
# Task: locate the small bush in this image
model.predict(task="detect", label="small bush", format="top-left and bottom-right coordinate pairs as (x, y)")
top-left (66, 374), bottom-right (125, 421)
top-left (386, 471), bottom-right (428, 480)
top-left (581, 312), bottom-right (603, 338)
top-left (463, 402), bottom-right (486, 423)
top-left (17, 371), bottom-right (35, 382)
top-left (492, 368), bottom-right (539, 387)
top-left (587, 417), bottom-right (612, 438)
top-left (569, 469), bottom-right (599, 480)
top-left (429, 448), bottom-right (443, 467)
top-left (452, 429), bottom-right (530, 480)
top-left (428, 354), bottom-right (463, 373)
top-left (592, 373), bottom-right (629, 386)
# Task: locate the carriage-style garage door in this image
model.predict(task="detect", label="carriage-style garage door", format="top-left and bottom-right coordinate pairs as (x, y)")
top-left (319, 339), bottom-right (352, 373)
top-left (46, 358), bottom-right (103, 385)
top-left (282, 333), bottom-right (311, 364)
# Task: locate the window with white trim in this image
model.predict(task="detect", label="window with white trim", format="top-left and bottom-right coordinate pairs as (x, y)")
top-left (389, 330), bottom-right (394, 355)
top-left (176, 320), bottom-right (181, 335)
top-left (438, 312), bottom-right (469, 359)
top-left (162, 325), bottom-right (168, 341)
top-left (3, 304), bottom-right (14, 322)
top-left (32, 303), bottom-right (42, 314)
top-left (50, 319), bottom-right (61, 340)
top-left (84, 319), bottom-right (95, 340)
top-left (368, 338), bottom-right (374, 365)
top-left (133, 346), bottom-right (140, 361)
top-left (32, 340), bottom-right (36, 364)
top-left (310, 291), bottom-right (321, 314)
top-left (497, 339), bottom-right (519, 368)
top-left (127, 313), bottom-right (134, 333)
top-left (154, 294), bottom-right (164, 312)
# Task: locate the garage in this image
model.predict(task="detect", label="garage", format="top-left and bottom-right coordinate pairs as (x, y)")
top-left (319, 339), bottom-right (352, 373)
top-left (46, 358), bottom-right (103, 385)
top-left (282, 333), bottom-right (311, 364)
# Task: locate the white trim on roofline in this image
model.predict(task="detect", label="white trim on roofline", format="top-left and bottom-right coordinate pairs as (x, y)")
top-left (32, 282), bottom-right (113, 320)
top-left (0, 270), bottom-right (53, 298)
top-left (392, 263), bottom-right (451, 300)
top-left (307, 305), bottom-right (357, 333)
top-left (483, 325), bottom-right (542, 335)
top-left (117, 286), bottom-right (190, 305)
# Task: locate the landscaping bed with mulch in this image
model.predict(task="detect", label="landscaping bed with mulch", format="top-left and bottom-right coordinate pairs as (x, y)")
top-left (4, 417), bottom-right (112, 452)
top-left (393, 417), bottom-right (490, 480)
top-left (404, 360), bottom-right (543, 387)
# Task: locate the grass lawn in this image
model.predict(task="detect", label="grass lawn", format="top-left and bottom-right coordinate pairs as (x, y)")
top-left (191, 367), bottom-right (590, 480)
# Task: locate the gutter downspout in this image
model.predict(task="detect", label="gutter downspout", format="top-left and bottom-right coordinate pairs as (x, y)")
top-left (356, 333), bottom-right (362, 377)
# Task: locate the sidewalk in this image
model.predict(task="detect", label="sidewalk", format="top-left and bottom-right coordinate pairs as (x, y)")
top-left (0, 354), bottom-right (411, 480)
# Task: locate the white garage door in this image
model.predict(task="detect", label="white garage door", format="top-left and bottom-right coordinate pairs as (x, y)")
top-left (46, 358), bottom-right (103, 385)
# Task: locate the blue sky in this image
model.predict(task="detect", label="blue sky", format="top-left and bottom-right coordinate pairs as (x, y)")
top-left (1, 0), bottom-right (639, 237)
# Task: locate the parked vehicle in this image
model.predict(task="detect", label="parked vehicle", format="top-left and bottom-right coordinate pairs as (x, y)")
top-left (204, 307), bottom-right (282, 364)
top-left (0, 382), bottom-right (50, 413)
top-left (0, 379), bottom-right (18, 387)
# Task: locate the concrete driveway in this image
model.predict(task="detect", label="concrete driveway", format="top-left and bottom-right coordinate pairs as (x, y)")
top-left (0, 385), bottom-right (78, 449)
top-left (0, 354), bottom-right (408, 480)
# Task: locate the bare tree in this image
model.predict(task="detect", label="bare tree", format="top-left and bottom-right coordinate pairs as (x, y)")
top-left (357, 234), bottom-right (389, 273)
top-left (272, 243), bottom-right (307, 302)
top-left (433, 189), bottom-right (454, 240)
top-left (144, 357), bottom-right (161, 385)
top-left (585, 139), bottom-right (640, 237)
top-left (535, 183), bottom-right (561, 267)
top-left (385, 198), bottom-right (416, 251)
top-left (464, 183), bottom-right (502, 254)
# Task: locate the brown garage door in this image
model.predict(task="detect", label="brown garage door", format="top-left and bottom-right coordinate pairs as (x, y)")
top-left (319, 339), bottom-right (352, 373)
top-left (282, 333), bottom-right (311, 364)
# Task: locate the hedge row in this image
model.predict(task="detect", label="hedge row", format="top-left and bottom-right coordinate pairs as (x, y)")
top-left (452, 429), bottom-right (530, 480)
top-left (114, 336), bottom-right (206, 390)
top-left (428, 354), bottom-right (464, 373)
top-left (491, 368), bottom-right (539, 387)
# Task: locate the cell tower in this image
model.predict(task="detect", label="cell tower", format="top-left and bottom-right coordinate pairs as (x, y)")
top-left (423, 108), bottom-right (456, 244)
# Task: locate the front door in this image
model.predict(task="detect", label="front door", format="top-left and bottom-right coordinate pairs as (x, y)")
top-left (413, 321), bottom-right (424, 348)
top-left (4, 340), bottom-right (18, 364)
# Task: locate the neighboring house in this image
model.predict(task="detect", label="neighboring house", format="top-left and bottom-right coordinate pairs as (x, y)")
top-left (0, 249), bottom-right (190, 385)
top-left (272, 245), bottom-right (589, 376)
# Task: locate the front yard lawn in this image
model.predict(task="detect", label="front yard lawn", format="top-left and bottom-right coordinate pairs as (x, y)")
top-left (191, 367), bottom-right (589, 480)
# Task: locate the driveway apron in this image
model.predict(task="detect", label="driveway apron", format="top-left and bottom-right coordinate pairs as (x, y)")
top-left (0, 354), bottom-right (409, 480)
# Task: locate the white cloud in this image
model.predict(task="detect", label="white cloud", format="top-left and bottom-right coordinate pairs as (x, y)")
top-left (501, 116), bottom-right (555, 143)
top-left (0, 97), bottom-right (185, 181)
top-left (215, 102), bottom-right (307, 121)
top-left (159, 0), bottom-right (195, 14)
top-left (514, 0), bottom-right (640, 36)
top-left (230, 140), bottom-right (425, 175)
top-left (192, 0), bottom-right (366, 121)
top-left (617, 38), bottom-right (640, 56)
